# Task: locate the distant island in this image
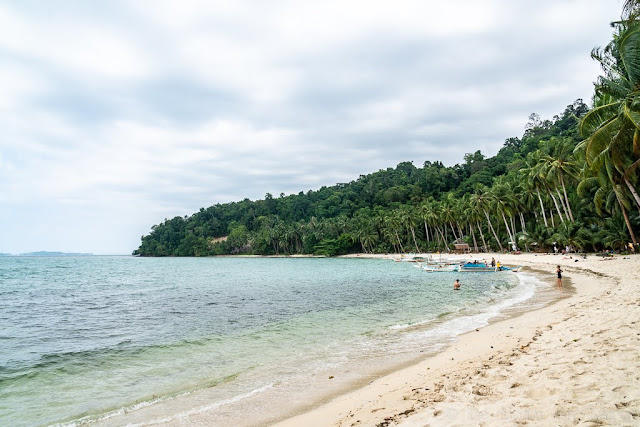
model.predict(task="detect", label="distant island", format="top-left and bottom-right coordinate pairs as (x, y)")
top-left (19, 251), bottom-right (94, 257)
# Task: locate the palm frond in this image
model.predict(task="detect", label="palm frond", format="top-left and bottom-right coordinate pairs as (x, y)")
top-left (585, 117), bottom-right (620, 167)
top-left (579, 102), bottom-right (620, 137)
top-left (620, 24), bottom-right (640, 84)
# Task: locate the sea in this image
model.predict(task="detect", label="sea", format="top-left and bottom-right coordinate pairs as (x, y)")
top-left (0, 256), bottom-right (555, 426)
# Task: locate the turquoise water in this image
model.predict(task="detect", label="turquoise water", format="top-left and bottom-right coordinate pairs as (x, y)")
top-left (0, 256), bottom-right (543, 426)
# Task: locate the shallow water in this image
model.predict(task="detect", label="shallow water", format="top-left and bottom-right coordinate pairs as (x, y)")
top-left (0, 256), bottom-right (549, 426)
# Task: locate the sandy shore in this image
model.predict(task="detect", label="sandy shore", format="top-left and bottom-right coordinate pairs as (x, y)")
top-left (275, 252), bottom-right (640, 426)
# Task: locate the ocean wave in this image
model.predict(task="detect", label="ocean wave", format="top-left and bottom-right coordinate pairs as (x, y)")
top-left (128, 383), bottom-right (275, 427)
top-left (55, 382), bottom-right (275, 427)
top-left (388, 317), bottom-right (437, 330)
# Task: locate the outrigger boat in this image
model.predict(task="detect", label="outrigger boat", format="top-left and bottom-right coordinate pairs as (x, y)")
top-left (455, 262), bottom-right (521, 272)
top-left (394, 254), bottom-right (430, 262)
top-left (422, 263), bottom-right (458, 272)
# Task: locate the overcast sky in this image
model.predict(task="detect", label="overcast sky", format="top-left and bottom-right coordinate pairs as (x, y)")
top-left (0, 0), bottom-right (623, 254)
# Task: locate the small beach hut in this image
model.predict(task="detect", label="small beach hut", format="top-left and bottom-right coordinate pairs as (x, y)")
top-left (453, 243), bottom-right (470, 253)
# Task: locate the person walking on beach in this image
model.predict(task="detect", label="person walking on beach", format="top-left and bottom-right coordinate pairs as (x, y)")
top-left (454, 279), bottom-right (461, 290)
top-left (556, 265), bottom-right (563, 288)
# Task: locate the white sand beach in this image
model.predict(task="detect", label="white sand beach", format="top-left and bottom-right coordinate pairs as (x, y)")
top-left (275, 252), bottom-right (640, 426)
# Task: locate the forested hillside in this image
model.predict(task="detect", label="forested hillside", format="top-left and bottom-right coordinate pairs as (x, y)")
top-left (134, 6), bottom-right (640, 257)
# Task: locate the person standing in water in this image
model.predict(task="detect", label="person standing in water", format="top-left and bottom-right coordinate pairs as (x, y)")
top-left (454, 279), bottom-right (461, 290)
top-left (556, 265), bottom-right (563, 288)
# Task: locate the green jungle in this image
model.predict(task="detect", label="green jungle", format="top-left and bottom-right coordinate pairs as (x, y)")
top-left (134, 3), bottom-right (640, 257)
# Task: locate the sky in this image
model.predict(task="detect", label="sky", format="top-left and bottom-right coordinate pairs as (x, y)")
top-left (0, 0), bottom-right (624, 255)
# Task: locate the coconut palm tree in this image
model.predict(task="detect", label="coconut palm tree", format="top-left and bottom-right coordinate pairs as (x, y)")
top-left (524, 152), bottom-right (550, 228)
top-left (397, 206), bottom-right (421, 253)
top-left (531, 155), bottom-right (566, 225)
top-left (541, 138), bottom-right (579, 221)
top-left (490, 178), bottom-right (519, 251)
top-left (577, 156), bottom-right (638, 246)
top-left (419, 200), bottom-right (436, 247)
top-left (440, 194), bottom-right (460, 241)
top-left (579, 21), bottom-right (640, 212)
top-left (386, 211), bottom-right (405, 253)
top-left (470, 186), bottom-right (504, 252)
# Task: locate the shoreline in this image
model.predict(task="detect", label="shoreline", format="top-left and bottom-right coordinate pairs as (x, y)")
top-left (273, 252), bottom-right (640, 426)
top-left (85, 254), bottom-right (556, 427)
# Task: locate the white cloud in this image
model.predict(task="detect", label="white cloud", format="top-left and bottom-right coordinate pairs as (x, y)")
top-left (0, 3), bottom-right (152, 82)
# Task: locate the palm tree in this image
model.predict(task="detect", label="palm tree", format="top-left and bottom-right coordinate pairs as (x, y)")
top-left (490, 178), bottom-right (518, 251)
top-left (386, 212), bottom-right (405, 253)
top-left (440, 194), bottom-right (459, 242)
top-left (525, 152), bottom-right (550, 228)
top-left (579, 21), bottom-right (640, 212)
top-left (461, 195), bottom-right (480, 252)
top-left (577, 157), bottom-right (638, 246)
top-left (397, 206), bottom-right (421, 253)
top-left (531, 156), bottom-right (565, 225)
top-left (518, 179), bottom-right (539, 232)
top-left (470, 186), bottom-right (504, 252)
top-left (419, 201), bottom-right (436, 247)
top-left (541, 138), bottom-right (579, 221)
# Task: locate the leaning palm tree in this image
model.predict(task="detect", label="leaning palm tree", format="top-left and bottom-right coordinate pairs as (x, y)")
top-left (440, 194), bottom-right (460, 242)
top-left (576, 153), bottom-right (638, 246)
top-left (579, 21), bottom-right (640, 211)
top-left (541, 138), bottom-right (579, 221)
top-left (533, 156), bottom-right (566, 225)
top-left (490, 178), bottom-right (519, 251)
top-left (386, 211), bottom-right (405, 253)
top-left (396, 206), bottom-right (421, 253)
top-left (419, 200), bottom-right (436, 247)
top-left (470, 185), bottom-right (504, 252)
top-left (524, 152), bottom-right (550, 228)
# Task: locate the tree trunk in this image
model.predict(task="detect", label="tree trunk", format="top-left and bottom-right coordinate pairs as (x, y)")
top-left (477, 222), bottom-right (489, 252)
top-left (423, 221), bottom-right (430, 244)
top-left (559, 172), bottom-right (574, 221)
top-left (556, 188), bottom-right (571, 222)
top-left (501, 211), bottom-right (516, 251)
top-left (435, 226), bottom-right (443, 251)
top-left (536, 187), bottom-right (548, 228)
top-left (624, 176), bottom-right (640, 211)
top-left (437, 226), bottom-right (449, 252)
top-left (395, 230), bottom-right (404, 253)
top-left (410, 226), bottom-right (420, 253)
top-left (548, 190), bottom-right (565, 224)
top-left (615, 189), bottom-right (638, 245)
top-left (484, 209), bottom-right (504, 252)
top-left (449, 223), bottom-right (458, 241)
top-left (519, 212), bottom-right (526, 233)
top-left (470, 224), bottom-right (479, 252)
